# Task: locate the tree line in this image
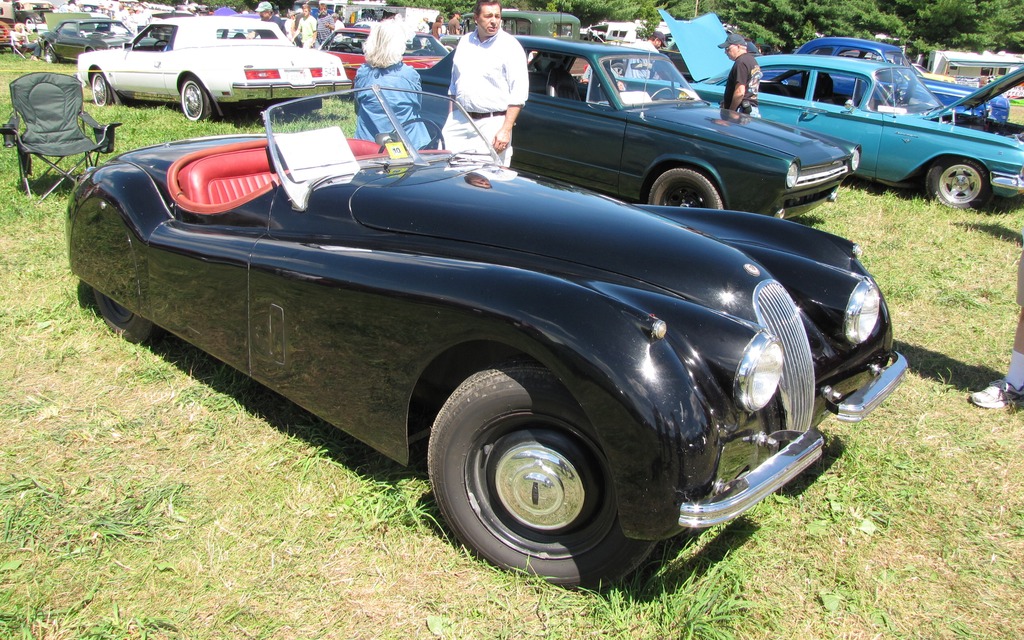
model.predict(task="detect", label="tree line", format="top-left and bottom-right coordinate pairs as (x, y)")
top-left (398, 0), bottom-right (1023, 60)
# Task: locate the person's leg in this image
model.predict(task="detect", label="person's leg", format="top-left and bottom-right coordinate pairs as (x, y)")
top-left (970, 250), bottom-right (1024, 408)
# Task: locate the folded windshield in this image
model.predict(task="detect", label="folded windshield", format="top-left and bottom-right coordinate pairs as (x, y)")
top-left (264, 87), bottom-right (498, 210)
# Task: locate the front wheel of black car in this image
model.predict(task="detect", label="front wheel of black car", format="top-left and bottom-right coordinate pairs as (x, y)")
top-left (649, 168), bottom-right (724, 209)
top-left (926, 157), bottom-right (992, 209)
top-left (428, 363), bottom-right (655, 588)
top-left (42, 43), bottom-right (57, 64)
top-left (93, 288), bottom-right (155, 344)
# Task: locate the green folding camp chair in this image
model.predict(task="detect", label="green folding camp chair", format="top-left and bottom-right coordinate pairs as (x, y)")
top-left (1, 72), bottom-right (121, 199)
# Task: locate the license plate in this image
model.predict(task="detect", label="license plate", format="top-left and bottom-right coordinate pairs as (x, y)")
top-left (284, 69), bottom-right (310, 83)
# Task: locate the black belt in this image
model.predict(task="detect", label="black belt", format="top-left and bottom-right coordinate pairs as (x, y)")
top-left (468, 110), bottom-right (507, 120)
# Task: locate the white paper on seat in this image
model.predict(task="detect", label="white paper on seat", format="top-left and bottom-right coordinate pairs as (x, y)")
top-left (274, 126), bottom-right (359, 183)
top-left (619, 90), bottom-right (653, 106)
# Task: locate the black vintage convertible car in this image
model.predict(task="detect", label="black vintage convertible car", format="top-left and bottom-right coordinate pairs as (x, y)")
top-left (68, 88), bottom-right (906, 587)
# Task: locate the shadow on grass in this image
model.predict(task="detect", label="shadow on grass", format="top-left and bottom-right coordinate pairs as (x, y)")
top-left (954, 220), bottom-right (1022, 243)
top-left (896, 339), bottom-right (1003, 392)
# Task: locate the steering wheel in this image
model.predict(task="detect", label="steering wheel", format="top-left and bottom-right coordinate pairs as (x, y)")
top-left (650, 87), bottom-right (676, 101)
top-left (403, 117), bottom-right (445, 151)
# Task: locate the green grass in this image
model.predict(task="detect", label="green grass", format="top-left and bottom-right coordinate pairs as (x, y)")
top-left (1, 57), bottom-right (1024, 638)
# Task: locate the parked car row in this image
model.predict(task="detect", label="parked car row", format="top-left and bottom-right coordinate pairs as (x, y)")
top-left (794, 36), bottom-right (1011, 124)
top-left (63, 14), bottom-right (1023, 211)
top-left (661, 11), bottom-right (1024, 210)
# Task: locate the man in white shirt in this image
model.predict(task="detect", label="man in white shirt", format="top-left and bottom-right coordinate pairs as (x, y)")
top-left (444, 0), bottom-right (528, 165)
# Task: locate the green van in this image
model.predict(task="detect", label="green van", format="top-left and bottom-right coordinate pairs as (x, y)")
top-left (501, 10), bottom-right (580, 39)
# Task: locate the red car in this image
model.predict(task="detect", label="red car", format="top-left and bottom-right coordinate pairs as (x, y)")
top-left (319, 28), bottom-right (449, 81)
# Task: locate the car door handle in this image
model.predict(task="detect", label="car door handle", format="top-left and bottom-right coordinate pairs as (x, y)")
top-left (894, 131), bottom-right (918, 138)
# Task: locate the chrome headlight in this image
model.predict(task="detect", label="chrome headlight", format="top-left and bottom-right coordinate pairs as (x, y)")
top-left (735, 331), bottom-right (784, 412)
top-left (786, 162), bottom-right (799, 188)
top-left (844, 279), bottom-right (881, 344)
top-left (850, 146), bottom-right (861, 172)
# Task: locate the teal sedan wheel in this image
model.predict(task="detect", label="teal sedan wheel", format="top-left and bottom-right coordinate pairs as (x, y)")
top-left (926, 157), bottom-right (992, 209)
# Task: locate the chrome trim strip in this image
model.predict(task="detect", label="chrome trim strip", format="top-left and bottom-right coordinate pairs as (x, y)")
top-left (678, 429), bottom-right (824, 528)
top-left (830, 352), bottom-right (908, 422)
top-left (795, 163), bottom-right (849, 187)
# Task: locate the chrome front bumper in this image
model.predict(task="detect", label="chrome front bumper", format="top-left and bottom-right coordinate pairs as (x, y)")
top-left (678, 352), bottom-right (907, 529)
top-left (828, 352), bottom-right (908, 422)
top-left (992, 171), bottom-right (1024, 196)
top-left (679, 429), bottom-right (824, 528)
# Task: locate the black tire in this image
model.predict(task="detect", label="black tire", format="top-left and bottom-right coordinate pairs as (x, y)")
top-left (90, 71), bottom-right (117, 107)
top-left (926, 157), bottom-right (992, 209)
top-left (93, 288), bottom-right (155, 344)
top-left (649, 167), bottom-right (725, 209)
top-left (427, 363), bottom-right (654, 588)
top-left (42, 43), bottom-right (57, 64)
top-left (180, 77), bottom-right (213, 122)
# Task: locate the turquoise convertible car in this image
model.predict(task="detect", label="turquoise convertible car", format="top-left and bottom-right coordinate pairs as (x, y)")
top-left (667, 12), bottom-right (1024, 209)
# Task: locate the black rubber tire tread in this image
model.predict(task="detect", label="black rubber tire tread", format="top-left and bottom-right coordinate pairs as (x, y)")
top-left (92, 287), bottom-right (155, 344)
top-left (649, 167), bottom-right (725, 209)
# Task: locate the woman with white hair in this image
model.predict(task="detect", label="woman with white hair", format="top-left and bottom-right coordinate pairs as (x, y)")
top-left (353, 20), bottom-right (430, 149)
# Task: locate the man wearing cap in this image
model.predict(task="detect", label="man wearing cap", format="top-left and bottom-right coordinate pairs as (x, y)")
top-left (719, 32), bottom-right (761, 116)
top-left (634, 29), bottom-right (666, 52)
top-left (256, 2), bottom-right (287, 37)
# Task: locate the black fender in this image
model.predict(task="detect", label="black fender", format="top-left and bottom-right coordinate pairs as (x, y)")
top-left (67, 162), bottom-right (170, 318)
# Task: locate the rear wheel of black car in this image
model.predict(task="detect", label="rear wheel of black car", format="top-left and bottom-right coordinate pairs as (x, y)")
top-left (926, 157), bottom-right (992, 209)
top-left (90, 71), bottom-right (117, 107)
top-left (649, 168), bottom-right (725, 209)
top-left (93, 288), bottom-right (155, 344)
top-left (42, 43), bottom-right (57, 64)
top-left (180, 77), bottom-right (213, 122)
top-left (428, 363), bottom-right (655, 588)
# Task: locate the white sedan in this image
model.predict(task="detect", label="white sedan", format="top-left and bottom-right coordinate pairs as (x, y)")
top-left (78, 16), bottom-right (350, 121)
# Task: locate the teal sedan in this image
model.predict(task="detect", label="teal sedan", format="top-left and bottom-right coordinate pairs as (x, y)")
top-left (667, 12), bottom-right (1024, 209)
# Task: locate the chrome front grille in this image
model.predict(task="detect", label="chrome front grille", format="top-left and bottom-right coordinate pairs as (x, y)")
top-left (753, 280), bottom-right (815, 432)
top-left (795, 161), bottom-right (849, 187)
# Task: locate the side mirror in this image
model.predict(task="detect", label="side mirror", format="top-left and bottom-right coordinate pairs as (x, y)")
top-left (844, 99), bottom-right (855, 112)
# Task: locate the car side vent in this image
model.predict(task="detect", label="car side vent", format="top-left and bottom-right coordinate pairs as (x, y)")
top-left (753, 279), bottom-right (815, 432)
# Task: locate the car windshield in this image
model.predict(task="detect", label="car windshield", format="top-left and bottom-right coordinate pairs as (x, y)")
top-left (869, 66), bottom-right (942, 114)
top-left (405, 33), bottom-right (447, 56)
top-left (265, 87), bottom-right (499, 210)
top-left (82, 21), bottom-right (133, 37)
top-left (596, 52), bottom-right (701, 105)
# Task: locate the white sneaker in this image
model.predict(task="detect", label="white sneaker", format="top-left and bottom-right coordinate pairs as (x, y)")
top-left (969, 379), bottom-right (1023, 409)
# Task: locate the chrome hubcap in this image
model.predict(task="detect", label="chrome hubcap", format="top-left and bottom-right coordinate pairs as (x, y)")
top-left (183, 84), bottom-right (201, 118)
top-left (494, 443), bottom-right (584, 530)
top-left (92, 77), bottom-right (105, 103)
top-left (940, 166), bottom-right (981, 204)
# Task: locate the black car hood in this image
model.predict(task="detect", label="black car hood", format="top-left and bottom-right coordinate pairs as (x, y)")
top-left (639, 105), bottom-right (849, 163)
top-left (350, 164), bottom-right (769, 314)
